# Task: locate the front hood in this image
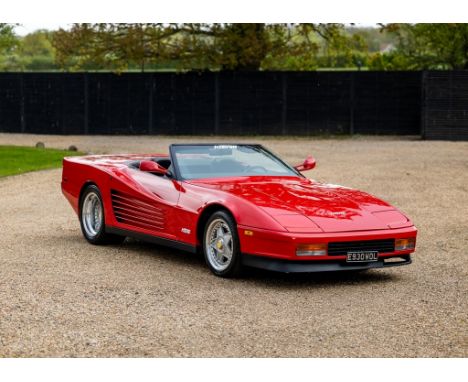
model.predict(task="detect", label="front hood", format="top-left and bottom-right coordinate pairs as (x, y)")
top-left (189, 177), bottom-right (412, 233)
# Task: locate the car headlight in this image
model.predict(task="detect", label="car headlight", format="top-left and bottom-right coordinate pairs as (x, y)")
top-left (296, 243), bottom-right (327, 257)
top-left (395, 238), bottom-right (416, 251)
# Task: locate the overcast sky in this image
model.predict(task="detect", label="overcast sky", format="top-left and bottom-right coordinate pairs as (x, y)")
top-left (15, 23), bottom-right (69, 35)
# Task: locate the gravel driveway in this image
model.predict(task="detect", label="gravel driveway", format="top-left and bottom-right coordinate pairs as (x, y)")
top-left (0, 133), bottom-right (467, 357)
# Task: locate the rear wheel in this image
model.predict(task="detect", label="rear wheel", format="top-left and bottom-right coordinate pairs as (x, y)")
top-left (203, 211), bottom-right (242, 277)
top-left (79, 185), bottom-right (125, 245)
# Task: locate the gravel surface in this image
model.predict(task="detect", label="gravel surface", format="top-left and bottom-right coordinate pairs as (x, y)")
top-left (0, 133), bottom-right (467, 357)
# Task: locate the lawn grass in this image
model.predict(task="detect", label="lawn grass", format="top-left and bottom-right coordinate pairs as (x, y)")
top-left (0, 145), bottom-right (83, 177)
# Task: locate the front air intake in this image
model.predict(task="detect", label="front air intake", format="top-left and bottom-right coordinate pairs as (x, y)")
top-left (328, 239), bottom-right (395, 256)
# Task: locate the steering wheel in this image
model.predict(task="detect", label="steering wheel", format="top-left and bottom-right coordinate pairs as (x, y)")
top-left (245, 165), bottom-right (268, 174)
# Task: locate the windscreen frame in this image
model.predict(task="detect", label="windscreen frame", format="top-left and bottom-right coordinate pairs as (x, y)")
top-left (169, 143), bottom-right (303, 181)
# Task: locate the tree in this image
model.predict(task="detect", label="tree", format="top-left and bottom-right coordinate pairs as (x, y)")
top-left (52, 23), bottom-right (352, 72)
top-left (0, 24), bottom-right (17, 53)
top-left (0, 24), bottom-right (19, 70)
top-left (374, 24), bottom-right (468, 70)
top-left (0, 28), bottom-right (58, 71)
top-left (20, 30), bottom-right (54, 57)
top-left (180, 23), bottom-right (271, 71)
top-left (53, 23), bottom-right (178, 71)
top-left (18, 30), bottom-right (57, 70)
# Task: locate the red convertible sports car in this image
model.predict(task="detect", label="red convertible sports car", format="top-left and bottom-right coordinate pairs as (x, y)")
top-left (62, 144), bottom-right (417, 277)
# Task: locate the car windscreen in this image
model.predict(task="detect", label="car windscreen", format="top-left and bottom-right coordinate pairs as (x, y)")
top-left (171, 144), bottom-right (298, 180)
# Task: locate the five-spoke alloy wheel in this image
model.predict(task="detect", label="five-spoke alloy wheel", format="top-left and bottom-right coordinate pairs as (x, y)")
top-left (82, 191), bottom-right (103, 238)
top-left (79, 185), bottom-right (124, 245)
top-left (203, 211), bottom-right (242, 277)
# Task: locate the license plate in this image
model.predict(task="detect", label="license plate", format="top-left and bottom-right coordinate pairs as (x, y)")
top-left (346, 251), bottom-right (378, 262)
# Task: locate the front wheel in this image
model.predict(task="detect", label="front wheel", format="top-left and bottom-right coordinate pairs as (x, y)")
top-left (79, 185), bottom-right (125, 245)
top-left (203, 211), bottom-right (242, 277)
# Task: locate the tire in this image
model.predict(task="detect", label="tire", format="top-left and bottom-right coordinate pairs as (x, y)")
top-left (202, 211), bottom-right (243, 278)
top-left (79, 185), bottom-right (125, 245)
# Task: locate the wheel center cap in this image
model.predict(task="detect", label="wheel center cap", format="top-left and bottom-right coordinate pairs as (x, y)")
top-left (216, 239), bottom-right (224, 251)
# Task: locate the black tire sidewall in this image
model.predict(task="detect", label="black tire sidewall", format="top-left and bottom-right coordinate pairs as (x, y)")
top-left (79, 185), bottom-right (106, 244)
top-left (202, 211), bottom-right (242, 277)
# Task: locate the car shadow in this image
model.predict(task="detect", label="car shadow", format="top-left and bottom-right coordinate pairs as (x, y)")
top-left (120, 238), bottom-right (402, 287)
top-left (121, 238), bottom-right (206, 267)
top-left (64, 235), bottom-right (403, 288)
top-left (241, 266), bottom-right (401, 287)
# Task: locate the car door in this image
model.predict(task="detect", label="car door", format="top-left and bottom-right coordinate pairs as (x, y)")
top-left (109, 168), bottom-right (181, 241)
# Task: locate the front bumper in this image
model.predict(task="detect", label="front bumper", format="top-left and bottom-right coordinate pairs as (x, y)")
top-left (238, 224), bottom-right (417, 261)
top-left (242, 254), bottom-right (412, 273)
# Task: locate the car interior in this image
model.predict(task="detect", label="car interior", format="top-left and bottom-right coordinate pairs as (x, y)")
top-left (128, 156), bottom-right (278, 179)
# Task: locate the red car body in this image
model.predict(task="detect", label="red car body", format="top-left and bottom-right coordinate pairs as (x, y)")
top-left (62, 146), bottom-right (417, 273)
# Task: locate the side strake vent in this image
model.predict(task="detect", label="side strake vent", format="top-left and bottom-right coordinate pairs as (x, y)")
top-left (111, 190), bottom-right (164, 231)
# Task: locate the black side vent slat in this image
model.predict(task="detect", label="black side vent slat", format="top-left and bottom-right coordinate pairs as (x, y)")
top-left (328, 239), bottom-right (395, 256)
top-left (111, 189), bottom-right (165, 231)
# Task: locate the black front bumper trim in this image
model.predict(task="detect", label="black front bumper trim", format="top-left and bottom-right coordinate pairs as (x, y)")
top-left (242, 254), bottom-right (412, 273)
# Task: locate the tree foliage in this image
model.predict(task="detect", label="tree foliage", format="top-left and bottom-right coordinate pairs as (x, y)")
top-left (52, 23), bottom-right (357, 71)
top-left (0, 24), bottom-right (17, 52)
top-left (370, 23), bottom-right (468, 70)
top-left (2, 23), bottom-right (468, 72)
top-left (0, 28), bottom-right (56, 71)
top-left (0, 24), bottom-right (19, 70)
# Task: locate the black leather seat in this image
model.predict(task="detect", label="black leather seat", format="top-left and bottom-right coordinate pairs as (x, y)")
top-left (152, 157), bottom-right (171, 169)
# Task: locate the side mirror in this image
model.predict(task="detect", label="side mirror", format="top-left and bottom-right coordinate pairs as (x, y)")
top-left (139, 160), bottom-right (168, 175)
top-left (294, 155), bottom-right (316, 172)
